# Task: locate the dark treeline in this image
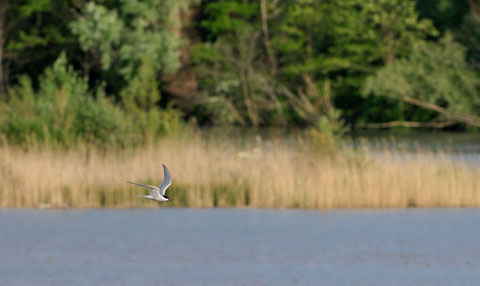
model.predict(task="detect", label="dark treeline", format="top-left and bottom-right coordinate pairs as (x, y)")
top-left (1, 0), bottom-right (480, 147)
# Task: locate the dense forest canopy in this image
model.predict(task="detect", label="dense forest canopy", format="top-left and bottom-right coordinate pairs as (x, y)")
top-left (1, 0), bottom-right (479, 146)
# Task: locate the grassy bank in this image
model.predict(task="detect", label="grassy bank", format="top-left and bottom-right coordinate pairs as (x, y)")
top-left (1, 134), bottom-right (479, 209)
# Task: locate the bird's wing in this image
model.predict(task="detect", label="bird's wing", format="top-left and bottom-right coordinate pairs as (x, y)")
top-left (127, 181), bottom-right (160, 196)
top-left (158, 164), bottom-right (172, 196)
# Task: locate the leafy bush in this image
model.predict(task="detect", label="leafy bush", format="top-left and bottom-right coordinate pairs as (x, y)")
top-left (0, 52), bottom-right (184, 147)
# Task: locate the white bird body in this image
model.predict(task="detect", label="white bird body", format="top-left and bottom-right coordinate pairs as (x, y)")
top-left (128, 164), bottom-right (172, 202)
top-left (137, 194), bottom-right (170, 202)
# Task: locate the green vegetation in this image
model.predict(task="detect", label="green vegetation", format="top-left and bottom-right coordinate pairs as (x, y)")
top-left (0, 52), bottom-right (183, 147)
top-left (1, 0), bottom-right (480, 148)
top-left (364, 35), bottom-right (480, 128)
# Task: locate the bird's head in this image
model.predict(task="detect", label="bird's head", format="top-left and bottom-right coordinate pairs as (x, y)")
top-left (163, 195), bottom-right (172, 201)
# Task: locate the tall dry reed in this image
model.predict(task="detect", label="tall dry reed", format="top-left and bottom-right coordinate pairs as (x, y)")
top-left (0, 135), bottom-right (479, 208)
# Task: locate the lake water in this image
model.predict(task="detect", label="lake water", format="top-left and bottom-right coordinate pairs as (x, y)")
top-left (1, 209), bottom-right (479, 286)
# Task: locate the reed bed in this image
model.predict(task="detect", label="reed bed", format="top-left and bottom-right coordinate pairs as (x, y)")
top-left (0, 135), bottom-right (479, 209)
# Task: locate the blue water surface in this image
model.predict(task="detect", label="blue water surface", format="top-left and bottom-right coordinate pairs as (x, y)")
top-left (0, 208), bottom-right (479, 286)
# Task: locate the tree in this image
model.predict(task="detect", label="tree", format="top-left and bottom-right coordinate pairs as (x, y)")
top-left (415, 0), bottom-right (470, 35)
top-left (363, 35), bottom-right (480, 128)
top-left (70, 0), bottom-right (199, 94)
top-left (193, 0), bottom-right (270, 126)
top-left (268, 0), bottom-right (436, 127)
top-left (191, 0), bottom-right (437, 128)
top-left (69, 2), bottom-right (123, 78)
top-left (457, 1), bottom-right (480, 71)
top-left (0, 0), bottom-right (74, 97)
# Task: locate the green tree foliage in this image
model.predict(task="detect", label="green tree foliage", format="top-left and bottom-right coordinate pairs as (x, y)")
top-left (415, 0), bottom-right (470, 34)
top-left (1, 0), bottom-right (480, 149)
top-left (457, 8), bottom-right (480, 71)
top-left (193, 1), bottom-right (274, 127)
top-left (121, 56), bottom-right (160, 112)
top-left (273, 0), bottom-right (437, 126)
top-left (0, 0), bottom-right (75, 95)
top-left (1, 52), bottom-right (129, 146)
top-left (0, 52), bottom-right (182, 147)
top-left (271, 0), bottom-right (435, 80)
top-left (193, 0), bottom-right (436, 129)
top-left (70, 0), bottom-right (199, 92)
top-left (120, 55), bottom-right (183, 142)
top-left (364, 35), bottom-right (480, 127)
top-left (69, 2), bottom-right (123, 72)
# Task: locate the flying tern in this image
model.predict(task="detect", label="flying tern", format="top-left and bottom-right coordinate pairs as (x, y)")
top-left (127, 164), bottom-right (172, 202)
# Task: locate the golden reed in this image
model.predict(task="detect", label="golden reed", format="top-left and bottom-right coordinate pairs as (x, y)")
top-left (1, 135), bottom-right (479, 208)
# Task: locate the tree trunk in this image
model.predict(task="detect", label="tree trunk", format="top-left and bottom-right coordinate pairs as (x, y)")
top-left (0, 2), bottom-right (6, 97)
top-left (402, 96), bottom-right (480, 127)
top-left (260, 0), bottom-right (277, 76)
top-left (239, 68), bottom-right (259, 127)
top-left (469, 0), bottom-right (480, 24)
top-left (358, 120), bottom-right (456, 129)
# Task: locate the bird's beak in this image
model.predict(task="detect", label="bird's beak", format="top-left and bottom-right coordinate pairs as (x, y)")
top-left (169, 198), bottom-right (172, 201)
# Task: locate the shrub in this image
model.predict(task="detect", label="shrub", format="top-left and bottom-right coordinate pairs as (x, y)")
top-left (0, 52), bottom-right (184, 148)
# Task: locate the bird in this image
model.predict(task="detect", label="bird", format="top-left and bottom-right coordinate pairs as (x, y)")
top-left (127, 164), bottom-right (172, 202)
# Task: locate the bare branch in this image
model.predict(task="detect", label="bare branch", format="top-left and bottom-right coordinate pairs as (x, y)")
top-left (260, 0), bottom-right (277, 75)
top-left (469, 0), bottom-right (480, 24)
top-left (278, 74), bottom-right (335, 126)
top-left (402, 96), bottom-right (480, 127)
top-left (358, 120), bottom-right (456, 129)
